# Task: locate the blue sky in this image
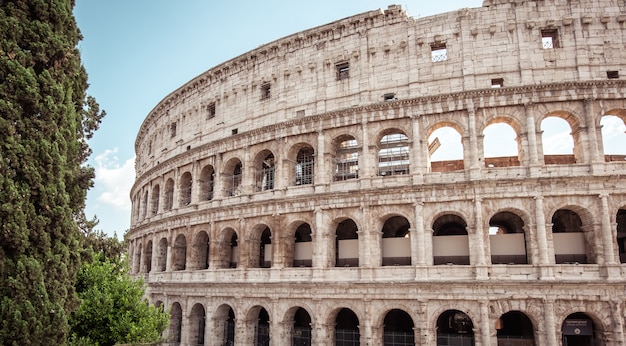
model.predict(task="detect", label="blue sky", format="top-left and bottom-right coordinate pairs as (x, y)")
top-left (73, 1), bottom-right (624, 237)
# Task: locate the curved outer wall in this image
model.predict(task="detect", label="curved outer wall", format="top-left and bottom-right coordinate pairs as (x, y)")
top-left (129, 1), bottom-right (626, 345)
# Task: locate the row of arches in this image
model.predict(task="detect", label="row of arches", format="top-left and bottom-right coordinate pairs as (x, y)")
top-left (162, 300), bottom-right (604, 346)
top-left (132, 112), bottom-right (626, 223)
top-left (131, 206), bottom-right (626, 274)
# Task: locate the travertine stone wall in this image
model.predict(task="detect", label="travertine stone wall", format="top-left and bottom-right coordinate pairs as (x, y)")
top-left (129, 1), bottom-right (626, 345)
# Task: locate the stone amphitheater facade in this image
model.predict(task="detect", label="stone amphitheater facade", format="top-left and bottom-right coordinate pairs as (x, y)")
top-left (128, 0), bottom-right (626, 345)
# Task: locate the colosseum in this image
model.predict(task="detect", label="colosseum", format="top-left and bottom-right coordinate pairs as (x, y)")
top-left (128, 0), bottom-right (626, 345)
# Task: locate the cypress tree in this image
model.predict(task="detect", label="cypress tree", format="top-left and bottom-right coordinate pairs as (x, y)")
top-left (0, 0), bottom-right (104, 344)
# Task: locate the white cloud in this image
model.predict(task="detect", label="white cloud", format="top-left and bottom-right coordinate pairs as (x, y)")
top-left (93, 148), bottom-right (135, 211)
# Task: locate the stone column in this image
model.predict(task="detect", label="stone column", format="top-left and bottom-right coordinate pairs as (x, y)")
top-left (600, 193), bottom-right (617, 265)
top-left (611, 300), bottom-right (626, 345)
top-left (313, 208), bottom-right (332, 270)
top-left (360, 120), bottom-right (372, 179)
top-left (543, 300), bottom-right (558, 346)
top-left (535, 195), bottom-right (554, 279)
top-left (315, 131), bottom-right (328, 188)
top-left (414, 202), bottom-right (426, 266)
top-left (479, 301), bottom-right (492, 346)
top-left (525, 103), bottom-right (541, 167)
top-left (584, 99), bottom-right (603, 163)
top-left (467, 107), bottom-right (481, 180)
top-left (411, 114), bottom-right (425, 182)
top-left (474, 198), bottom-right (487, 266)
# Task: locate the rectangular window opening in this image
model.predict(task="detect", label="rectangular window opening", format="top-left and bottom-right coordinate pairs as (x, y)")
top-left (607, 71), bottom-right (619, 79)
top-left (541, 28), bottom-right (559, 49)
top-left (231, 128), bottom-right (238, 135)
top-left (260, 83), bottom-right (271, 100)
top-left (383, 93), bottom-right (396, 101)
top-left (491, 78), bottom-right (504, 88)
top-left (336, 62), bottom-right (350, 80)
top-left (431, 43), bottom-right (447, 62)
top-left (207, 102), bottom-right (216, 119)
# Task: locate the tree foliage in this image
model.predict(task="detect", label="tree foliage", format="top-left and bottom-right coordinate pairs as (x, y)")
top-left (0, 0), bottom-right (104, 343)
top-left (69, 254), bottom-right (169, 346)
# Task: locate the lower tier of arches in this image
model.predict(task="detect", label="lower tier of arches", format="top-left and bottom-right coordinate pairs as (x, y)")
top-left (150, 283), bottom-right (625, 346)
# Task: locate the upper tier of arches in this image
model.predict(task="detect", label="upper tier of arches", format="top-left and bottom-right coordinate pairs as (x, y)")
top-left (134, 1), bottom-right (626, 176)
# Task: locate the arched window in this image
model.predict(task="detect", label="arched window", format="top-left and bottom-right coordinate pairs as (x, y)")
top-left (179, 172), bottom-right (192, 206)
top-left (600, 114), bottom-right (626, 161)
top-left (428, 126), bottom-right (464, 172)
top-left (224, 160), bottom-right (243, 197)
top-left (617, 208), bottom-right (626, 263)
top-left (489, 211), bottom-right (528, 264)
top-left (436, 310), bottom-right (474, 346)
top-left (383, 309), bottom-right (415, 345)
top-left (381, 216), bottom-right (411, 266)
top-left (169, 303), bottom-right (183, 344)
top-left (483, 121), bottom-right (521, 167)
top-left (295, 147), bottom-right (315, 185)
top-left (561, 312), bottom-right (601, 346)
top-left (336, 219), bottom-right (359, 267)
top-left (157, 237), bottom-right (167, 272)
top-left (164, 178), bottom-right (174, 211)
top-left (378, 133), bottom-right (409, 176)
top-left (191, 231), bottom-right (209, 270)
top-left (291, 307), bottom-right (312, 345)
top-left (199, 165), bottom-right (215, 201)
top-left (172, 234), bottom-right (187, 271)
top-left (255, 151), bottom-right (275, 191)
top-left (334, 136), bottom-right (359, 181)
top-left (293, 224), bottom-right (313, 267)
top-left (552, 209), bottom-right (590, 264)
top-left (143, 240), bottom-right (153, 273)
top-left (432, 214), bottom-right (470, 265)
top-left (189, 304), bottom-right (206, 346)
top-left (335, 308), bottom-right (360, 345)
top-left (496, 311), bottom-right (535, 345)
top-left (150, 184), bottom-right (160, 215)
top-left (541, 116), bottom-right (575, 164)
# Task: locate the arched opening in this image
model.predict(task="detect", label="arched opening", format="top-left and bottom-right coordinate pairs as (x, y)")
top-left (214, 305), bottom-right (235, 346)
top-left (432, 215), bottom-right (470, 265)
top-left (617, 208), bottom-right (626, 263)
top-left (157, 237), bottom-right (167, 272)
top-left (144, 240), bottom-right (153, 273)
top-left (335, 308), bottom-right (360, 345)
top-left (489, 212), bottom-right (529, 264)
top-left (199, 165), bottom-right (215, 201)
top-left (164, 178), bottom-right (174, 211)
top-left (133, 244), bottom-right (142, 273)
top-left (561, 312), bottom-right (600, 346)
top-left (436, 310), bottom-right (474, 346)
top-left (381, 216), bottom-right (412, 266)
top-left (600, 114), bottom-right (626, 161)
top-left (179, 171), bottom-right (192, 206)
top-left (378, 132), bottom-right (410, 176)
top-left (483, 121), bottom-right (521, 167)
top-left (291, 307), bottom-right (312, 346)
top-left (142, 190), bottom-right (148, 219)
top-left (336, 219), bottom-right (359, 267)
top-left (253, 307), bottom-right (270, 346)
top-left (429, 126), bottom-right (464, 172)
top-left (496, 311), bottom-right (535, 345)
top-left (293, 223), bottom-right (313, 267)
top-left (229, 233), bottom-right (238, 268)
top-left (172, 234), bottom-right (187, 271)
top-left (541, 116), bottom-right (575, 164)
top-left (224, 159), bottom-right (243, 197)
top-left (295, 146), bottom-right (315, 185)
top-left (150, 184), bottom-right (160, 215)
top-left (383, 309), bottom-right (415, 346)
top-left (191, 231), bottom-right (209, 270)
top-left (552, 209), bottom-right (590, 264)
top-left (334, 135), bottom-right (359, 181)
top-left (260, 227), bottom-right (272, 268)
top-left (169, 302), bottom-right (183, 344)
top-left (255, 151), bottom-right (275, 192)
top-left (189, 303), bottom-right (206, 346)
